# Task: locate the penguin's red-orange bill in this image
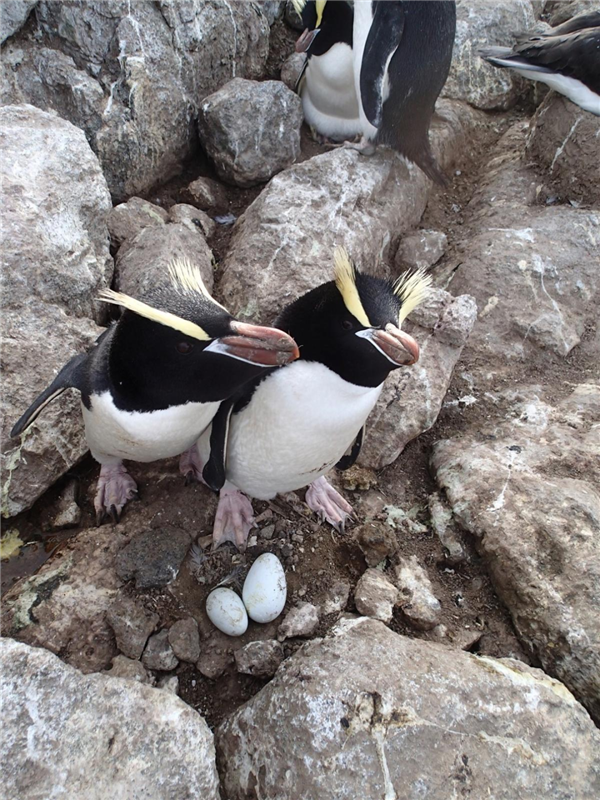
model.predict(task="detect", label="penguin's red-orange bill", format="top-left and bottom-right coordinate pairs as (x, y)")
top-left (218, 322), bottom-right (300, 367)
top-left (370, 325), bottom-right (420, 366)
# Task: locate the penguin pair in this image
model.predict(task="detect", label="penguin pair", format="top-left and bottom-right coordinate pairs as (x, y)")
top-left (480, 11), bottom-right (600, 116)
top-left (294, 0), bottom-right (457, 184)
top-left (10, 260), bottom-right (299, 524)
top-left (194, 247), bottom-right (431, 550)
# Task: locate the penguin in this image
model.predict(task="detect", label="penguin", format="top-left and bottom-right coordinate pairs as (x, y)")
top-left (294, 0), bottom-right (361, 142)
top-left (195, 247), bottom-right (431, 550)
top-left (479, 11), bottom-right (600, 116)
top-left (351, 0), bottom-right (456, 183)
top-left (10, 259), bottom-right (299, 524)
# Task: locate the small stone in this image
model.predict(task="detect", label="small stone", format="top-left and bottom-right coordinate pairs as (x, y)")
top-left (278, 603), bottom-right (320, 641)
top-left (395, 229), bottom-right (447, 272)
top-left (168, 204), bottom-right (216, 239)
top-left (234, 640), bottom-right (284, 678)
top-left (142, 630), bottom-right (179, 671)
top-left (322, 581), bottom-right (351, 615)
top-left (115, 527), bottom-right (191, 589)
top-left (157, 675), bottom-right (179, 695)
top-left (291, 533), bottom-right (304, 544)
top-left (280, 52), bottom-right (306, 91)
top-left (354, 569), bottom-right (399, 624)
top-left (340, 465), bottom-right (378, 492)
top-left (247, 535), bottom-right (258, 548)
top-left (447, 627), bottom-right (483, 651)
top-left (394, 556), bottom-right (442, 631)
top-left (432, 624), bottom-right (448, 640)
top-left (428, 493), bottom-right (467, 564)
top-left (261, 524), bottom-right (275, 540)
top-left (355, 523), bottom-right (398, 567)
top-left (106, 596), bottom-right (159, 660)
top-left (168, 618), bottom-right (200, 663)
top-left (108, 196), bottom-right (168, 249)
top-left (184, 176), bottom-right (229, 213)
top-left (104, 655), bottom-right (154, 685)
top-left (46, 479), bottom-right (81, 531)
top-left (197, 650), bottom-right (231, 680)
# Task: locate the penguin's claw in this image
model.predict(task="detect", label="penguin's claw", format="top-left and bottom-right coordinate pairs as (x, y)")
top-left (343, 136), bottom-right (377, 156)
top-left (212, 487), bottom-right (256, 552)
top-left (94, 463), bottom-right (137, 527)
top-left (305, 476), bottom-right (353, 532)
top-left (179, 446), bottom-right (206, 486)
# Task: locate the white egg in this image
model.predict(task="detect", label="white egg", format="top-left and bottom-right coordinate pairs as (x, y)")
top-left (242, 553), bottom-right (287, 623)
top-left (206, 588), bottom-right (248, 636)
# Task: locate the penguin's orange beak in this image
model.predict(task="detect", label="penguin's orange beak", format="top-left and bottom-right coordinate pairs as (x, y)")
top-left (217, 322), bottom-right (300, 367)
top-left (359, 324), bottom-right (420, 366)
top-left (296, 27), bottom-right (320, 53)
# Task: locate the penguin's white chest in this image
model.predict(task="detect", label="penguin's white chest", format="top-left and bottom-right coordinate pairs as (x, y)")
top-left (223, 361), bottom-right (382, 499)
top-left (301, 43), bottom-right (361, 139)
top-left (83, 391), bottom-right (220, 464)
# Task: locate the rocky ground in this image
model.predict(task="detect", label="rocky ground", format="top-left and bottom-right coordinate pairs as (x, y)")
top-left (1, 2), bottom-right (599, 799)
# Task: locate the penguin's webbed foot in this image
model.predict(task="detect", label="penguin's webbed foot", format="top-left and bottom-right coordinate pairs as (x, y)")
top-left (343, 136), bottom-right (377, 156)
top-left (179, 446), bottom-right (206, 486)
top-left (212, 485), bottom-right (256, 552)
top-left (94, 463), bottom-right (138, 526)
top-left (305, 476), bottom-right (354, 533)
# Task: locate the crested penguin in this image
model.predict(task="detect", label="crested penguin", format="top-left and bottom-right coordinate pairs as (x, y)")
top-left (479, 11), bottom-right (600, 116)
top-left (293, 1), bottom-right (456, 183)
top-left (294, 0), bottom-right (361, 142)
top-left (10, 260), bottom-right (299, 524)
top-left (195, 247), bottom-right (431, 550)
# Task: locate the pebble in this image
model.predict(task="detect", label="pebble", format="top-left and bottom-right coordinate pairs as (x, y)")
top-left (355, 523), bottom-right (398, 567)
top-left (157, 675), bottom-right (179, 695)
top-left (261, 525), bottom-right (275, 540)
top-left (354, 569), bottom-right (399, 624)
top-left (141, 630), bottom-right (179, 672)
top-left (106, 596), bottom-right (159, 660)
top-left (277, 603), bottom-right (320, 641)
top-left (394, 556), bottom-right (442, 631)
top-left (428, 493), bottom-right (467, 564)
top-left (322, 581), bottom-right (351, 616)
top-left (46, 479), bottom-right (81, 531)
top-left (197, 650), bottom-right (231, 680)
top-left (168, 618), bottom-right (200, 663)
top-left (104, 655), bottom-right (154, 685)
top-left (234, 640), bottom-right (284, 678)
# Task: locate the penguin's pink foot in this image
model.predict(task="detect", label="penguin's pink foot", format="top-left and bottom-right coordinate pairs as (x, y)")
top-left (179, 446), bottom-right (206, 486)
top-left (94, 463), bottom-right (137, 525)
top-left (305, 476), bottom-right (353, 533)
top-left (212, 485), bottom-right (256, 552)
top-left (343, 136), bottom-right (377, 156)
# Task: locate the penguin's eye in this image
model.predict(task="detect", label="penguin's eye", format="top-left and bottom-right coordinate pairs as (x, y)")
top-left (342, 320), bottom-right (353, 331)
top-left (176, 341), bottom-right (193, 355)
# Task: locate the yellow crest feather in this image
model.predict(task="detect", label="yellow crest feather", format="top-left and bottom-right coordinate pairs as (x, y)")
top-left (393, 268), bottom-right (432, 326)
top-left (167, 258), bottom-right (225, 310)
top-left (333, 246), bottom-right (371, 327)
top-left (98, 289), bottom-right (211, 341)
top-left (291, 0), bottom-right (307, 15)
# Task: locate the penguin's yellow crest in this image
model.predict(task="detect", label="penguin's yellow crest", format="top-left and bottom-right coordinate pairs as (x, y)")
top-left (393, 268), bottom-right (432, 326)
top-left (291, 0), bottom-right (326, 27)
top-left (168, 258), bottom-right (226, 310)
top-left (333, 246), bottom-right (371, 327)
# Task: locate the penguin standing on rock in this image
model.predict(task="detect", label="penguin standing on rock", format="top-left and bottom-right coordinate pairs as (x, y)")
top-left (10, 260), bottom-right (299, 524)
top-left (351, 0), bottom-right (456, 183)
top-left (295, 0), bottom-right (361, 142)
top-left (479, 11), bottom-right (600, 116)
top-left (194, 247), bottom-right (431, 550)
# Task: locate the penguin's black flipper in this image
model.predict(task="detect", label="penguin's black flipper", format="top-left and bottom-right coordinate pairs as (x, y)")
top-left (10, 352), bottom-right (89, 438)
top-left (335, 426), bottom-right (365, 471)
top-left (359, 1), bottom-right (405, 128)
top-left (202, 398), bottom-right (235, 492)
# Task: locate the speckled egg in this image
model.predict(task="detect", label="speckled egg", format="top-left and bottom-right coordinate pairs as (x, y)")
top-left (242, 553), bottom-right (287, 623)
top-left (206, 587), bottom-right (248, 636)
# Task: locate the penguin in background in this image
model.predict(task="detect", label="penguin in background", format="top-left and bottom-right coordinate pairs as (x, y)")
top-left (10, 260), bottom-right (299, 524)
top-left (294, 0), bottom-right (362, 142)
top-left (479, 11), bottom-right (600, 116)
top-left (351, 0), bottom-right (456, 183)
top-left (195, 247), bottom-right (431, 550)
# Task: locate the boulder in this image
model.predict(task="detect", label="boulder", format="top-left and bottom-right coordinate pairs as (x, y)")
top-left (198, 78), bottom-right (303, 187)
top-left (216, 618), bottom-right (600, 800)
top-left (432, 384), bottom-right (600, 723)
top-left (0, 0), bottom-right (38, 43)
top-left (1, 638), bottom-right (220, 800)
top-left (108, 196), bottom-right (168, 250)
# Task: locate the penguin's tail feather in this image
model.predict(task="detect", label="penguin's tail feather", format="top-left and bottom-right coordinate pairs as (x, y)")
top-left (479, 47), bottom-right (551, 74)
top-left (415, 146), bottom-right (448, 187)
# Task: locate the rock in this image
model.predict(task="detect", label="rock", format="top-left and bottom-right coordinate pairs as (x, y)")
top-left (235, 640), bottom-right (284, 677)
top-left (395, 229), bottom-right (448, 272)
top-left (432, 384), bottom-right (600, 723)
top-left (278, 603), bottom-right (320, 640)
top-left (280, 52), bottom-right (306, 91)
top-left (115, 527), bottom-right (192, 590)
top-left (168, 617), bottom-right (201, 664)
top-left (284, 0), bottom-right (304, 30)
top-left (526, 93), bottom-right (600, 206)
top-left (1, 104), bottom-right (112, 518)
top-left (339, 465), bottom-right (378, 492)
top-left (157, 675), bottom-right (179, 695)
top-left (428, 492), bottom-right (467, 564)
top-left (104, 654), bottom-right (154, 685)
top-left (168, 203), bottom-right (216, 240)
top-left (45, 479), bottom-right (81, 531)
top-left (106, 596), bottom-right (159, 660)
top-left (353, 569), bottom-right (399, 624)
top-left (548, 0), bottom-right (597, 26)
top-left (445, 0), bottom-right (537, 110)
top-left (198, 78), bottom-right (303, 188)
top-left (219, 98), bottom-right (481, 323)
top-left (108, 197), bottom-right (168, 250)
top-left (355, 523), bottom-right (398, 567)
top-left (197, 649), bottom-right (231, 680)
top-left (1, 639), bottom-right (220, 799)
top-left (257, 1), bottom-right (284, 26)
top-left (0, 0), bottom-right (38, 43)
top-left (115, 223), bottom-right (215, 301)
top-left (216, 618), bottom-right (600, 800)
top-left (142, 629), bottom-right (179, 672)
top-left (322, 581), bottom-right (351, 616)
top-left (394, 556), bottom-right (442, 630)
top-left (183, 176), bottom-right (229, 214)
top-left (358, 289), bottom-right (477, 470)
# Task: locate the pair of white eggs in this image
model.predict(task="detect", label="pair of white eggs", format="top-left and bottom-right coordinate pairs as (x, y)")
top-left (206, 553), bottom-right (287, 636)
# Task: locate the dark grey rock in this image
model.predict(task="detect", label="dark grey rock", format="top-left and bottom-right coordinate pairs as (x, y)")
top-left (168, 618), bottom-right (200, 664)
top-left (235, 640), bottom-right (284, 677)
top-left (115, 527), bottom-right (192, 590)
top-left (106, 596), bottom-right (159, 660)
top-left (142, 629), bottom-right (179, 672)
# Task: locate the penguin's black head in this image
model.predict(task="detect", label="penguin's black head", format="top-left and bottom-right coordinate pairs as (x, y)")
top-left (100, 260), bottom-right (299, 412)
top-left (295, 0), bottom-right (353, 54)
top-left (276, 247), bottom-right (430, 388)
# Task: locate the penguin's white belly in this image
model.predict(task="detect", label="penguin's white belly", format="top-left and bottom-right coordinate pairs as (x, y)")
top-left (222, 362), bottom-right (382, 499)
top-left (301, 44), bottom-right (361, 139)
top-left (84, 391), bottom-right (220, 464)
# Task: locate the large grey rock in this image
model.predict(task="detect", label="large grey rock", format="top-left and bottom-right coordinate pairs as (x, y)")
top-left (1, 104), bottom-right (112, 518)
top-left (432, 384), bottom-right (600, 723)
top-left (1, 638), bottom-right (220, 800)
top-left (216, 618), bottom-right (600, 799)
top-left (198, 78), bottom-right (303, 187)
top-left (0, 0), bottom-right (38, 43)
top-left (445, 0), bottom-right (537, 109)
top-left (526, 93), bottom-right (600, 206)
